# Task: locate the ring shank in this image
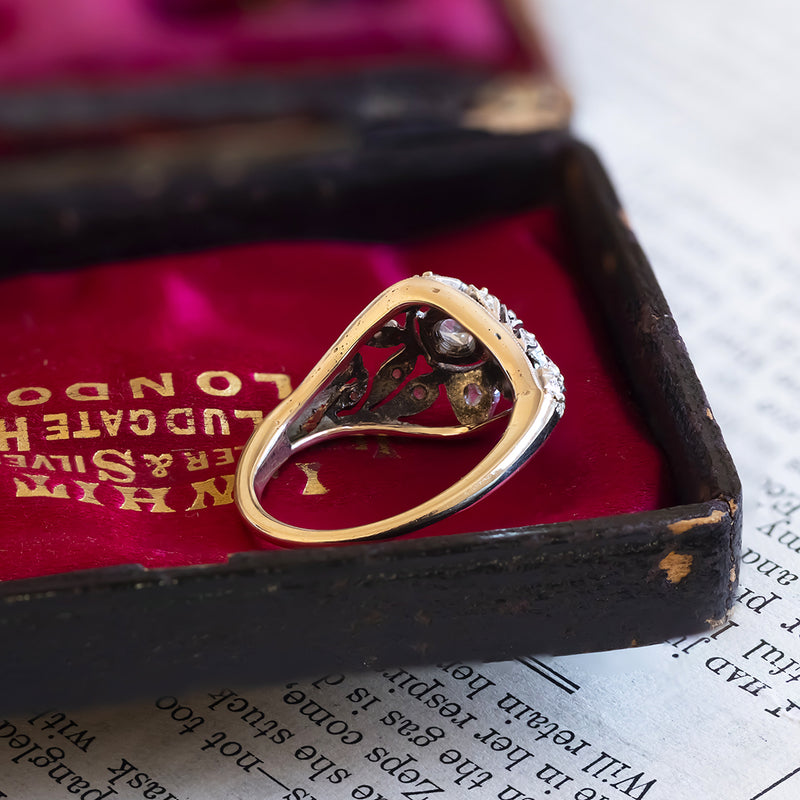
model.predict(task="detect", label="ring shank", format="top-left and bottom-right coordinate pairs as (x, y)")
top-left (237, 390), bottom-right (558, 545)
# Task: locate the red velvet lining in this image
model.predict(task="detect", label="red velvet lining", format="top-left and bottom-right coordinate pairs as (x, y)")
top-left (0, 0), bottom-right (534, 87)
top-left (0, 208), bottom-right (675, 581)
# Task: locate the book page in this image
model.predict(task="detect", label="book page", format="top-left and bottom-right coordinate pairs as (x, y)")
top-left (2, 1), bottom-right (799, 798)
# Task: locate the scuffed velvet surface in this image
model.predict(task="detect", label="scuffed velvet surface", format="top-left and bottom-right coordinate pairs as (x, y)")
top-left (0, 208), bottom-right (675, 581)
top-left (0, 0), bottom-right (532, 86)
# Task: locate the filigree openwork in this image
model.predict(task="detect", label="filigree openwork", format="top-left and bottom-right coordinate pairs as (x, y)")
top-left (290, 273), bottom-right (564, 443)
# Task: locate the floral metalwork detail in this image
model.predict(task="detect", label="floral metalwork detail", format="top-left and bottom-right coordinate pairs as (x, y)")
top-left (294, 273), bottom-right (564, 440)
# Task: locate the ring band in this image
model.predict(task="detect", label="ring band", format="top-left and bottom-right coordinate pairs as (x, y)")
top-left (235, 273), bottom-right (565, 545)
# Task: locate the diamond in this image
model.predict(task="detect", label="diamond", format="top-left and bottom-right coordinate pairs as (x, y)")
top-left (463, 383), bottom-right (483, 407)
top-left (432, 318), bottom-right (477, 357)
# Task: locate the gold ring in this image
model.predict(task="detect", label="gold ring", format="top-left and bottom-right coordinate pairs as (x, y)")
top-left (235, 273), bottom-right (564, 545)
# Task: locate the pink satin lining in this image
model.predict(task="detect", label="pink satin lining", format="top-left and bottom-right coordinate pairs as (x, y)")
top-left (0, 0), bottom-right (533, 86)
top-left (0, 208), bottom-right (675, 581)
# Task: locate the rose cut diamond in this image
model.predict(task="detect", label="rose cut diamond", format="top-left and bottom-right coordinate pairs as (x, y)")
top-left (463, 382), bottom-right (483, 407)
top-left (433, 318), bottom-right (477, 357)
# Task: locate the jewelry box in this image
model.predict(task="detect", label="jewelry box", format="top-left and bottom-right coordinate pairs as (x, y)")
top-left (0, 0), bottom-right (740, 712)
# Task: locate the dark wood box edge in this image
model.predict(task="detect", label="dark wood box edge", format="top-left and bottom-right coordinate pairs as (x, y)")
top-left (0, 133), bottom-right (742, 713)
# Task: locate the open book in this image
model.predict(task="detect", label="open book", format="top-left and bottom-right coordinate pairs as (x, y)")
top-left (2, 1), bottom-right (798, 797)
